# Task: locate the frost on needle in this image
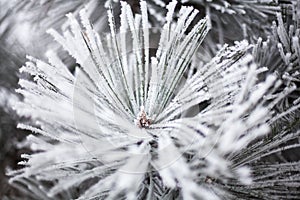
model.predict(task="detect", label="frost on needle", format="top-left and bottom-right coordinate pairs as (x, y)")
top-left (8, 1), bottom-right (295, 199)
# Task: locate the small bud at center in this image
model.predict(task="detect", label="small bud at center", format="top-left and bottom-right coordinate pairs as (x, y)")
top-left (135, 106), bottom-right (151, 128)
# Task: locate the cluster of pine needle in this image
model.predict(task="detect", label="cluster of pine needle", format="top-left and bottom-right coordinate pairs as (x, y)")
top-left (0, 0), bottom-right (299, 199)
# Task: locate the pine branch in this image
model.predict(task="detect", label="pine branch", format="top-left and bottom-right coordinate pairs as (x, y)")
top-left (5, 1), bottom-right (300, 199)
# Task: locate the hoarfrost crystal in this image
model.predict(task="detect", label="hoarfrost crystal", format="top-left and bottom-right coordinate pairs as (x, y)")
top-left (8, 1), bottom-right (297, 199)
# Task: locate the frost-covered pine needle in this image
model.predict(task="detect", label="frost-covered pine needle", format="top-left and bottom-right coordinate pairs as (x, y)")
top-left (253, 1), bottom-right (300, 127)
top-left (8, 1), bottom-right (299, 199)
top-left (143, 0), bottom-right (282, 43)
